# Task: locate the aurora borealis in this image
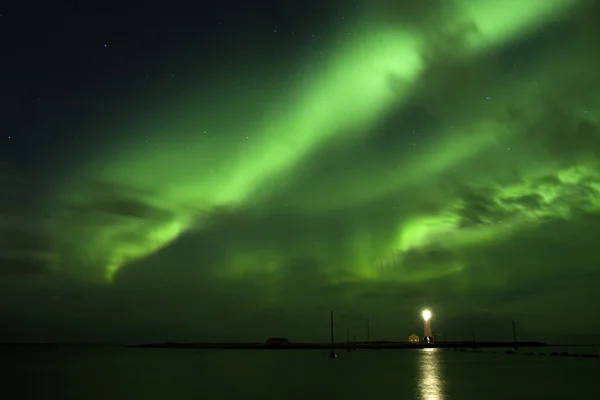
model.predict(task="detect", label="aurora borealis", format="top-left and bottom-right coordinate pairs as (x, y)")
top-left (2, 1), bottom-right (600, 344)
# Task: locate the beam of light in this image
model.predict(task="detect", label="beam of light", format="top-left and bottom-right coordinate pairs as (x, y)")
top-left (422, 309), bottom-right (432, 321)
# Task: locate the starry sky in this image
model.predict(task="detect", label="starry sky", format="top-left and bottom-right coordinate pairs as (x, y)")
top-left (1, 1), bottom-right (600, 344)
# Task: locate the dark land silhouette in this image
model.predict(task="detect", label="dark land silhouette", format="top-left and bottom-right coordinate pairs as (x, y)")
top-left (131, 340), bottom-right (547, 350)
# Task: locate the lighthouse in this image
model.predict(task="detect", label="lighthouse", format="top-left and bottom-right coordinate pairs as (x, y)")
top-left (422, 309), bottom-right (433, 343)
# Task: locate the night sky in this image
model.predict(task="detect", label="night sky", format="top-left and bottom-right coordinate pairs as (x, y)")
top-left (1, 1), bottom-right (600, 345)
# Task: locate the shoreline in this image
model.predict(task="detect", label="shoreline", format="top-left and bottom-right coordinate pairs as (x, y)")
top-left (130, 341), bottom-right (547, 350)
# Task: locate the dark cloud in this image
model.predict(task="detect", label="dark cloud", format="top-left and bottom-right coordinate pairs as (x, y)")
top-left (280, 256), bottom-right (329, 286)
top-left (394, 248), bottom-right (460, 281)
top-left (455, 187), bottom-right (505, 228)
top-left (404, 248), bottom-right (456, 264)
top-left (364, 0), bottom-right (454, 29)
top-left (0, 164), bottom-right (52, 276)
top-left (114, 228), bottom-right (225, 285)
top-left (530, 104), bottom-right (600, 161)
top-left (0, 258), bottom-right (45, 275)
top-left (532, 175), bottom-right (562, 187)
top-left (88, 196), bottom-right (172, 221)
top-left (501, 194), bottom-right (544, 210)
top-left (0, 164), bottom-right (43, 215)
top-left (59, 180), bottom-right (175, 222)
top-left (377, 247), bottom-right (457, 275)
top-left (410, 49), bottom-right (502, 124)
top-left (0, 228), bottom-right (46, 254)
top-left (552, 185), bottom-right (600, 217)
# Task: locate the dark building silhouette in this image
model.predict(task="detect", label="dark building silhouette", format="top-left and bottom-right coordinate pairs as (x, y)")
top-left (265, 338), bottom-right (291, 347)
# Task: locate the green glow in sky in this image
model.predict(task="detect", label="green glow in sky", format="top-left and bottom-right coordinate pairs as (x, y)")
top-left (41, 0), bottom-right (597, 290)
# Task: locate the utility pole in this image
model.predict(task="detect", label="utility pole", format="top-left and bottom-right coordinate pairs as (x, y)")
top-left (329, 311), bottom-right (337, 358)
top-left (512, 320), bottom-right (518, 351)
top-left (367, 312), bottom-right (371, 343)
top-left (346, 327), bottom-right (351, 352)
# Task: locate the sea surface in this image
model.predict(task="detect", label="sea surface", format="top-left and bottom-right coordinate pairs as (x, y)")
top-left (3, 345), bottom-right (599, 399)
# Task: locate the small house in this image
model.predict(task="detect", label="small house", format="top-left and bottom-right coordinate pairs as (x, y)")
top-left (408, 333), bottom-right (419, 343)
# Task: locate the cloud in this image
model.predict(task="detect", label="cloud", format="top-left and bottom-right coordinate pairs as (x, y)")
top-left (0, 164), bottom-right (52, 275)
top-left (0, 258), bottom-right (45, 275)
top-left (455, 187), bottom-right (508, 228)
top-left (501, 194), bottom-right (544, 209)
top-left (57, 180), bottom-right (177, 222)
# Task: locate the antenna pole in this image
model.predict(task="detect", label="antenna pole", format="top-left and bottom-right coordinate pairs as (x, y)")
top-left (329, 311), bottom-right (337, 358)
top-left (512, 320), bottom-right (518, 350)
top-left (367, 312), bottom-right (371, 343)
top-left (330, 311), bottom-right (334, 347)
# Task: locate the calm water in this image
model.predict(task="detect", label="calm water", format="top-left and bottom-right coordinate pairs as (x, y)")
top-left (3, 346), bottom-right (599, 399)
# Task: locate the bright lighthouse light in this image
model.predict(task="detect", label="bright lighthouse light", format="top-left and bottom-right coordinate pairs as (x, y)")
top-left (422, 309), bottom-right (432, 321)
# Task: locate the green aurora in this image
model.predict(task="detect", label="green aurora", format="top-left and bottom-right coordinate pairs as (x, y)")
top-left (51, 0), bottom-right (592, 278)
top-left (3, 0), bottom-right (600, 342)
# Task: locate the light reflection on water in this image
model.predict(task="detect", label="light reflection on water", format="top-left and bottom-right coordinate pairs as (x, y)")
top-left (419, 348), bottom-right (444, 399)
top-left (4, 346), bottom-right (600, 399)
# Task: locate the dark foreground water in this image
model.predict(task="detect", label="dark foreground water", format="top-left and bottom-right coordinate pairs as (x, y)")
top-left (3, 346), bottom-right (599, 399)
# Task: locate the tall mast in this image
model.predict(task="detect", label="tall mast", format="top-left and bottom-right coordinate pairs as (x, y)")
top-left (512, 320), bottom-right (518, 350)
top-left (329, 311), bottom-right (337, 358)
top-left (367, 312), bottom-right (371, 343)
